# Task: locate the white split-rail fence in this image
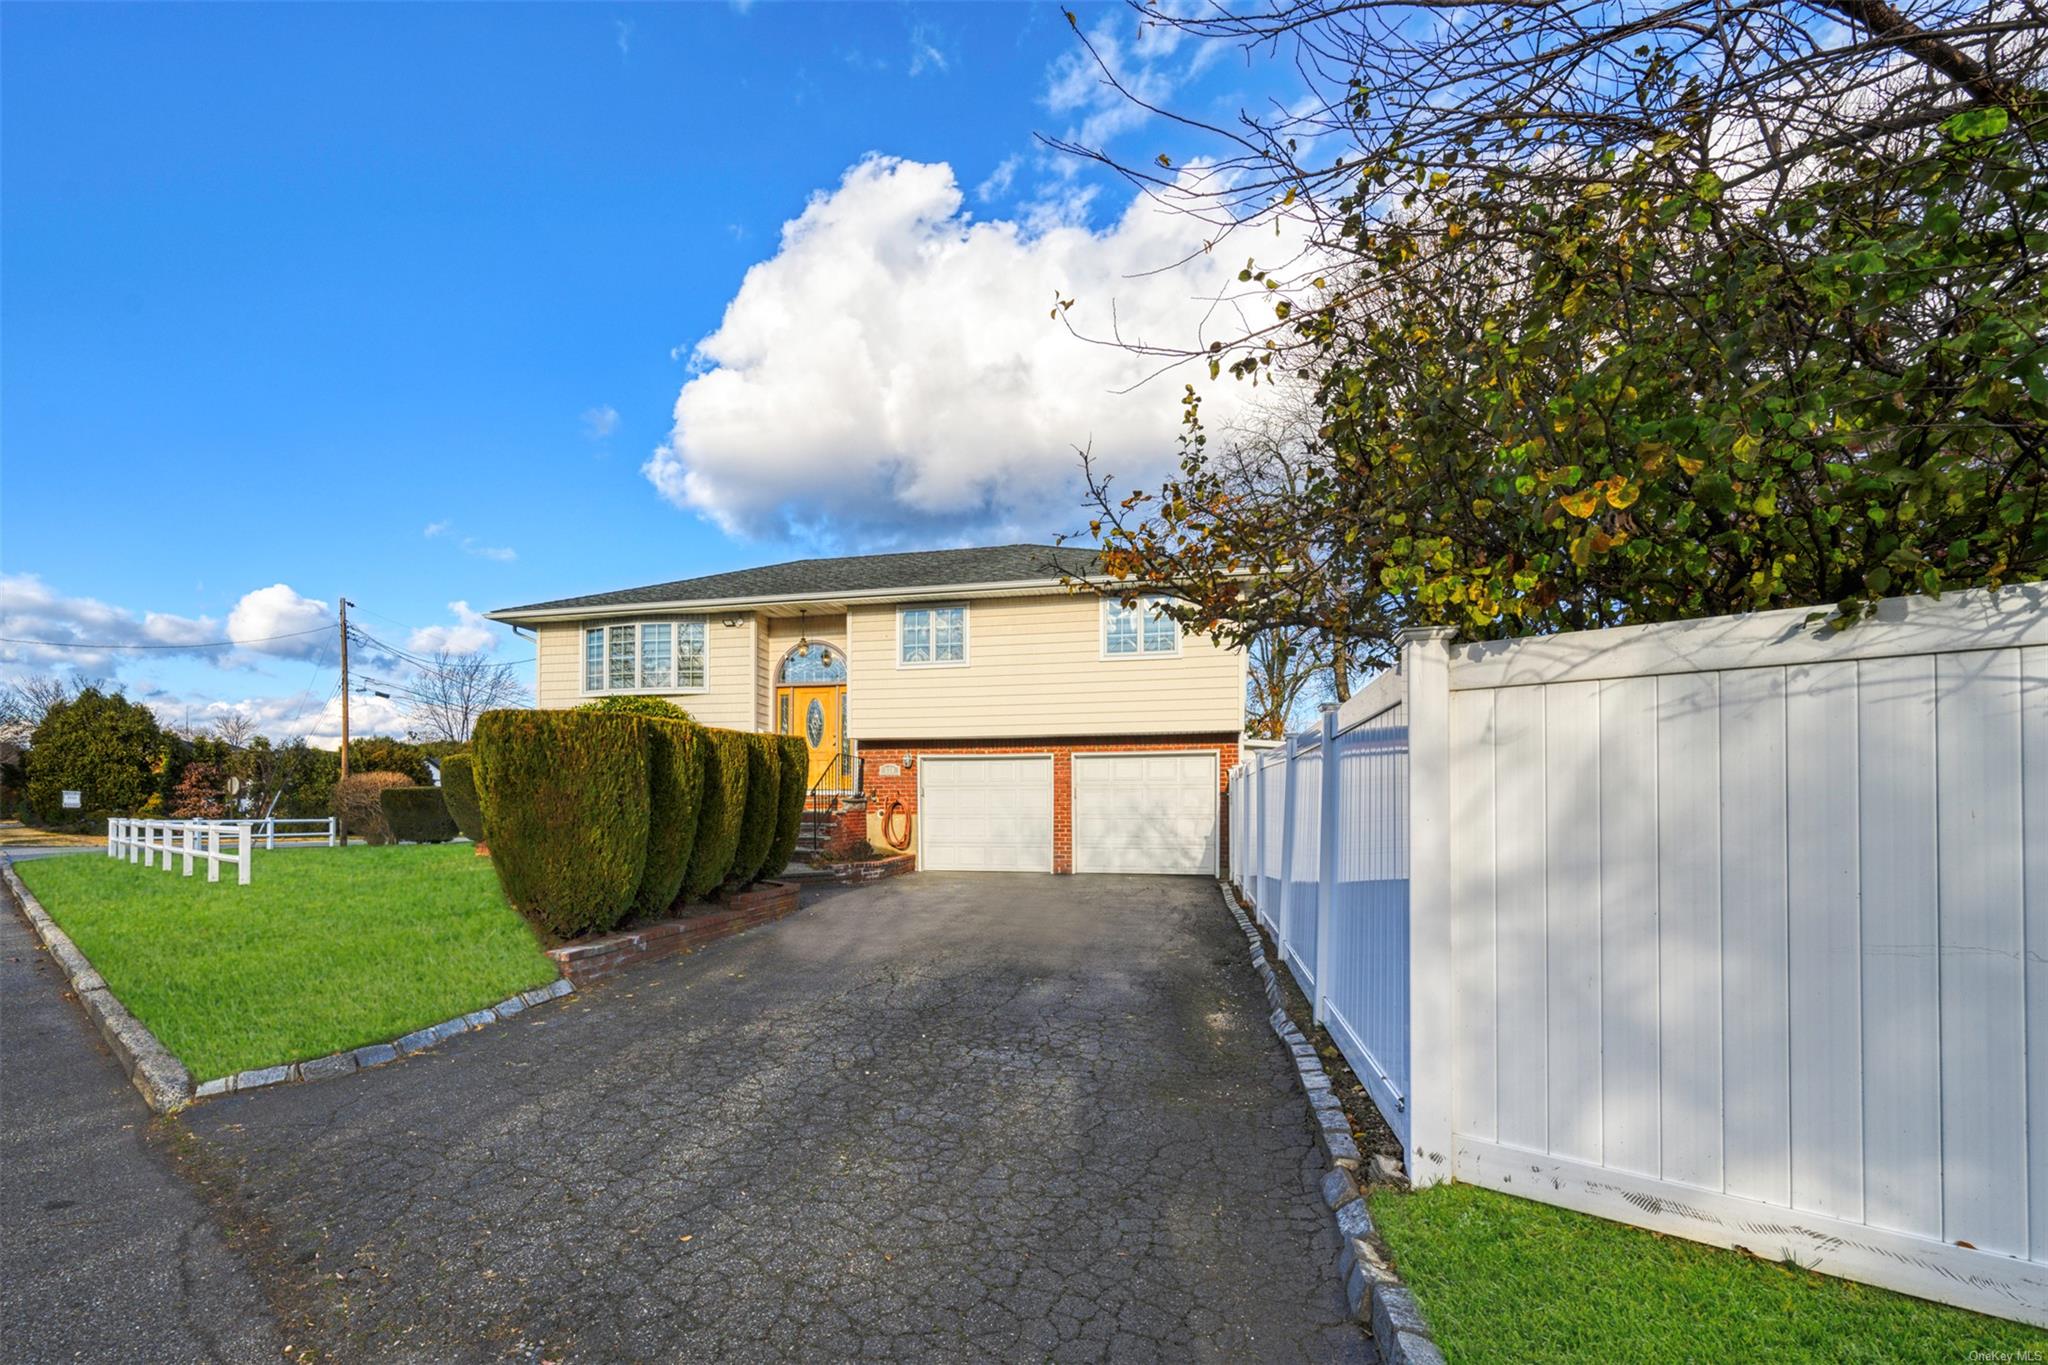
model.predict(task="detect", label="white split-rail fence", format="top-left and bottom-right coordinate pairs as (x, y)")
top-left (103, 817), bottom-right (336, 884)
top-left (107, 818), bottom-right (254, 884)
top-left (1229, 582), bottom-right (2048, 1325)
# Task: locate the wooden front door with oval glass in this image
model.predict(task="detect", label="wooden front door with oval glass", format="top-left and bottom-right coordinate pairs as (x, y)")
top-left (776, 639), bottom-right (850, 791)
top-left (778, 683), bottom-right (847, 790)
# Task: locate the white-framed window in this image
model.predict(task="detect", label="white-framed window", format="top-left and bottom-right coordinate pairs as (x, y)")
top-left (1102, 595), bottom-right (1182, 658)
top-left (582, 619), bottom-right (709, 694)
top-left (897, 604), bottom-right (967, 667)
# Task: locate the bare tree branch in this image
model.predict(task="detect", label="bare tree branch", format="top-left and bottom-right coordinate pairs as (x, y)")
top-left (402, 652), bottom-right (530, 744)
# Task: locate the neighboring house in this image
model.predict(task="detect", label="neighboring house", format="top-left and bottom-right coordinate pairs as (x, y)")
top-left (487, 545), bottom-right (1246, 875)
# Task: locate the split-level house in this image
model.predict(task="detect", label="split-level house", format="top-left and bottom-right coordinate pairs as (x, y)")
top-left (487, 545), bottom-right (1246, 875)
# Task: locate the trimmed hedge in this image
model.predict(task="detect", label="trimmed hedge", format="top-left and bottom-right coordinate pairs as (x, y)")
top-left (760, 734), bottom-right (811, 882)
top-left (439, 753), bottom-right (486, 843)
top-left (378, 785), bottom-right (459, 844)
top-left (731, 734), bottom-right (783, 886)
top-left (580, 695), bottom-right (694, 722)
top-left (682, 727), bottom-right (751, 899)
top-left (472, 710), bottom-right (650, 939)
top-left (633, 718), bottom-right (704, 918)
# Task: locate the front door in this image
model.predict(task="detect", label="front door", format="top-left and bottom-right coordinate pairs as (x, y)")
top-left (779, 684), bottom-right (847, 790)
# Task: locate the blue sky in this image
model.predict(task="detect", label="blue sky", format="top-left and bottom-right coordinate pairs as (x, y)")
top-left (2, 2), bottom-right (1286, 740)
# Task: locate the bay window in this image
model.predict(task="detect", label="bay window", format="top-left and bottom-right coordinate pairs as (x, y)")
top-left (582, 619), bottom-right (709, 693)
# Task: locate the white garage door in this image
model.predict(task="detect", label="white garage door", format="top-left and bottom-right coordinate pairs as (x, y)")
top-left (918, 756), bottom-right (1054, 872)
top-left (1072, 752), bottom-right (1220, 875)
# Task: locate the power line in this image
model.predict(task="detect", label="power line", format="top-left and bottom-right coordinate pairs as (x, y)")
top-left (0, 625), bottom-right (334, 651)
top-left (348, 626), bottom-right (527, 674)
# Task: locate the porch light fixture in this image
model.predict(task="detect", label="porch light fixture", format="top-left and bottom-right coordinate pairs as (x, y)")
top-left (796, 611), bottom-right (834, 668)
top-left (721, 615), bottom-right (741, 628)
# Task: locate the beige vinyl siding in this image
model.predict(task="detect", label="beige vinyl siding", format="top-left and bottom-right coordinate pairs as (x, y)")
top-left (532, 616), bottom-right (760, 730)
top-left (762, 614), bottom-right (848, 734)
top-left (846, 594), bottom-right (1242, 740)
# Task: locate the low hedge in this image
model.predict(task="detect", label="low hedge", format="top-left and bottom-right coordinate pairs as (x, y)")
top-left (682, 727), bottom-right (751, 899)
top-left (439, 753), bottom-right (486, 843)
top-left (730, 734), bottom-right (783, 885)
top-left (759, 734), bottom-right (811, 882)
top-left (472, 710), bottom-right (650, 939)
top-left (378, 785), bottom-right (459, 843)
top-left (633, 718), bottom-right (703, 917)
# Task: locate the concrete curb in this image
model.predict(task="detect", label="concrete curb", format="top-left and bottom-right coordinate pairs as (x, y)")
top-left (2, 853), bottom-right (576, 1111)
top-left (1218, 879), bottom-right (1446, 1365)
top-left (189, 977), bottom-right (574, 1100)
top-left (4, 857), bottom-right (193, 1113)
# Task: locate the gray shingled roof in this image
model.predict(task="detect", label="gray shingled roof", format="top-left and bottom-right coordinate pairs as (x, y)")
top-left (491, 543), bottom-right (1103, 617)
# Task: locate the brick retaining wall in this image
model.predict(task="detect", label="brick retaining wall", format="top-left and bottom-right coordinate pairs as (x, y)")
top-left (546, 881), bottom-right (803, 987)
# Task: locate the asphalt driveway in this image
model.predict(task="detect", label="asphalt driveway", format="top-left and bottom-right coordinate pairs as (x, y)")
top-left (176, 873), bottom-right (1370, 1362)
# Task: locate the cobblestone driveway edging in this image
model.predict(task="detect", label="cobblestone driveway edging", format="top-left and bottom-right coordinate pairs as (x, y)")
top-left (2, 854), bottom-right (575, 1111)
top-left (1219, 879), bottom-right (1448, 1365)
top-left (3, 857), bottom-right (192, 1113)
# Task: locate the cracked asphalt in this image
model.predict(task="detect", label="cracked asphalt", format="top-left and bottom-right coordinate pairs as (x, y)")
top-left (1, 881), bottom-right (278, 1364)
top-left (23, 872), bottom-right (1372, 1362)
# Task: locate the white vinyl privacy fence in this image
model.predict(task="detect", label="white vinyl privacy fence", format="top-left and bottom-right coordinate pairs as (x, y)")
top-left (1230, 584), bottom-right (2048, 1325)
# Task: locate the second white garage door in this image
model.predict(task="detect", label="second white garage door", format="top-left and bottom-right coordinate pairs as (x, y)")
top-left (1072, 751), bottom-right (1220, 875)
top-left (917, 755), bottom-right (1054, 872)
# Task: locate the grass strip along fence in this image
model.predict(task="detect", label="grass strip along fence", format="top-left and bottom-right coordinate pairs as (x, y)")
top-left (470, 706), bottom-right (801, 941)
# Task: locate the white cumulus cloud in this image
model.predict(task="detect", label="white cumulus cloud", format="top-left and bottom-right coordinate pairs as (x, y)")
top-left (645, 156), bottom-right (1285, 542)
top-left (227, 584), bottom-right (334, 659)
top-left (406, 601), bottom-right (497, 657)
top-left (0, 574), bottom-right (339, 672)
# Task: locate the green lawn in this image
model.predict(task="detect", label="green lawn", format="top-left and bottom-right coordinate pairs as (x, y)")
top-left (16, 845), bottom-right (559, 1080)
top-left (1368, 1182), bottom-right (2048, 1363)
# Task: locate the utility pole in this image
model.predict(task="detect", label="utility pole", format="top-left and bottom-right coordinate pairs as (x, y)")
top-left (338, 597), bottom-right (353, 844)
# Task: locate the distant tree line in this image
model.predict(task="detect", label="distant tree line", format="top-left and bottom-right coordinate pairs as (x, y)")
top-left (0, 674), bottom-right (464, 828)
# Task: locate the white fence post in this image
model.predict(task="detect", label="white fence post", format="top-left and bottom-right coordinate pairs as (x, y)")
top-left (327, 816), bottom-right (337, 847)
top-left (1243, 756), bottom-right (1259, 907)
top-left (181, 823), bottom-right (195, 876)
top-left (1313, 707), bottom-right (1340, 1025)
top-left (205, 824), bottom-right (220, 883)
top-left (1277, 735), bottom-right (1301, 960)
top-left (1401, 626), bottom-right (1457, 1187)
top-left (237, 824), bottom-right (252, 885)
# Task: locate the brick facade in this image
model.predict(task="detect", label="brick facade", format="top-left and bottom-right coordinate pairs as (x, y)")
top-left (856, 734), bottom-right (1240, 875)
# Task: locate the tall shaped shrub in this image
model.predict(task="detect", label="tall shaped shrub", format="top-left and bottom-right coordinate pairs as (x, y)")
top-left (333, 772), bottom-right (411, 845)
top-left (472, 710), bottom-right (650, 939)
top-left (439, 753), bottom-right (486, 842)
top-left (731, 734), bottom-right (782, 885)
top-left (682, 727), bottom-right (751, 899)
top-left (633, 718), bottom-right (704, 917)
top-left (759, 734), bottom-right (811, 882)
